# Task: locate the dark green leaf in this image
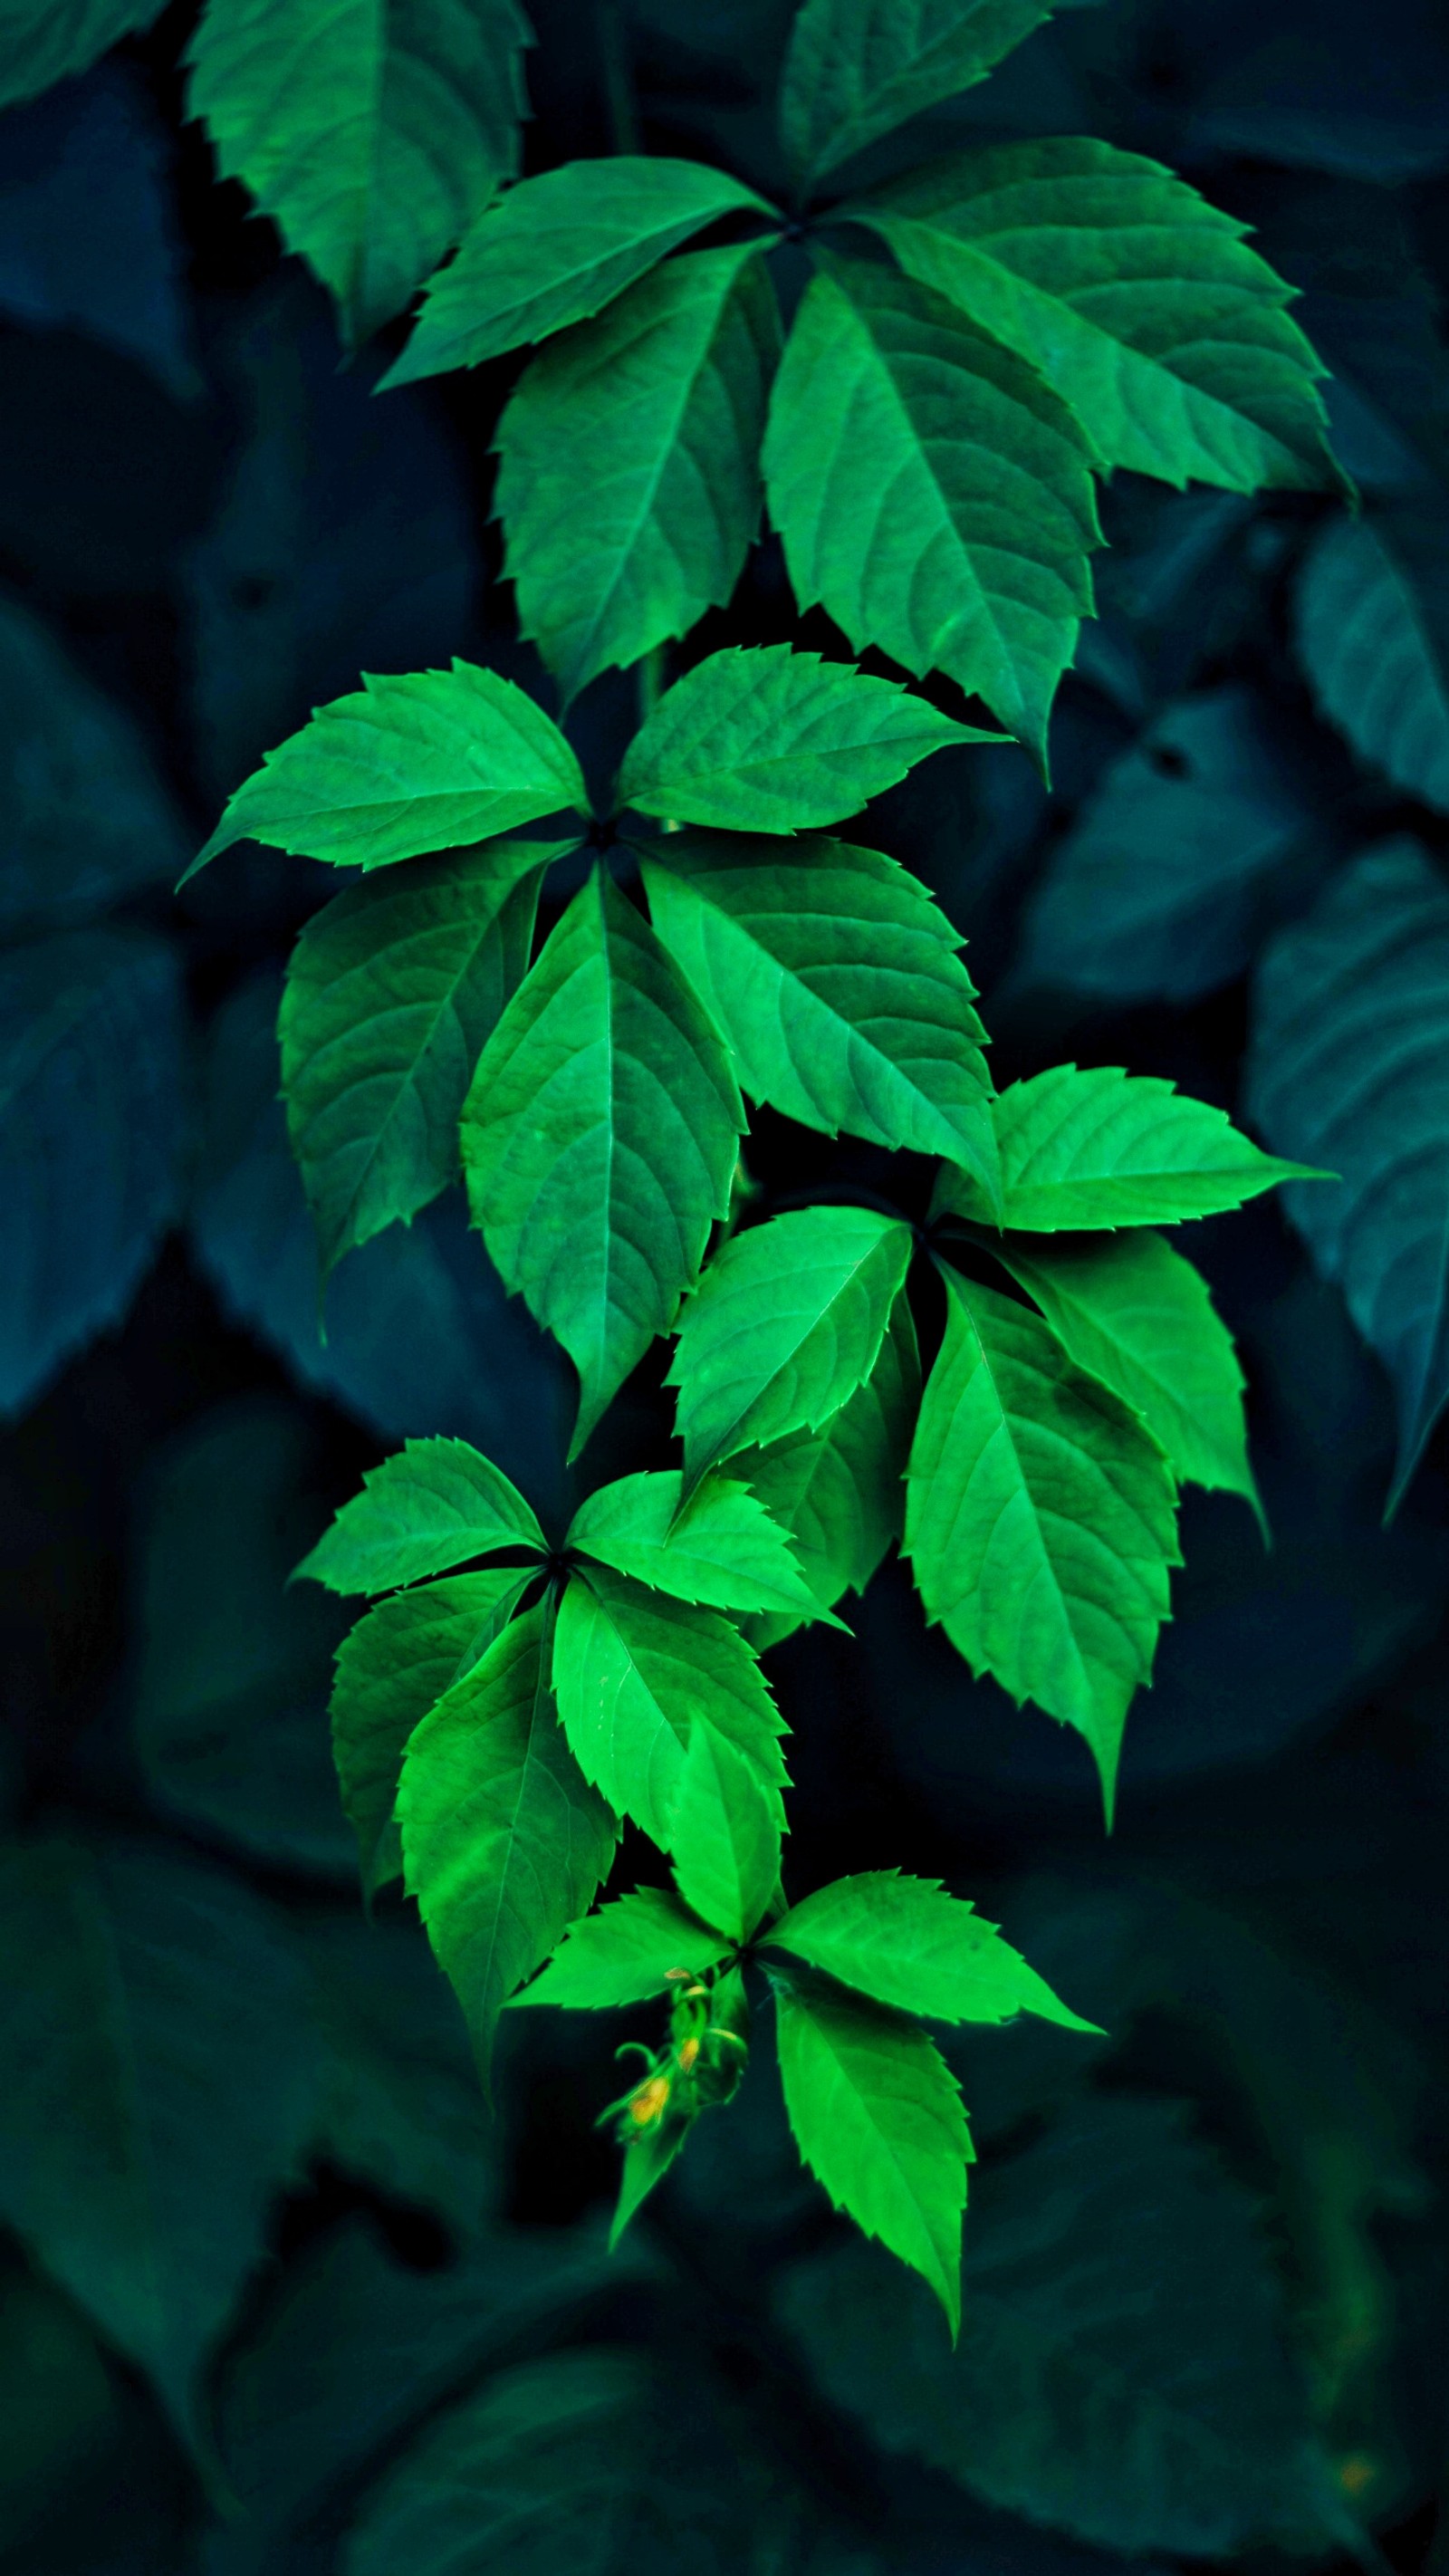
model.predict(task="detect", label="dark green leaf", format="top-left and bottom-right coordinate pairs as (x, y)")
top-left (296, 1437), bottom-right (546, 1595)
top-left (745, 1292), bottom-right (919, 1637)
top-left (567, 1468), bottom-right (831, 1618)
top-left (496, 242), bottom-right (781, 702)
top-left (186, 0), bottom-right (531, 345)
top-left (640, 832), bottom-right (1000, 1200)
top-left (670, 1722), bottom-right (782, 1941)
top-left (0, 0), bottom-right (166, 110)
top-left (280, 841), bottom-right (552, 1276)
top-left (397, 1602), bottom-right (619, 2077)
top-left (667, 1206), bottom-right (914, 1484)
top-left (778, 0), bottom-right (1057, 188)
top-left (774, 1970), bottom-right (970, 2332)
top-left (764, 257), bottom-right (1099, 761)
top-left (514, 1886), bottom-right (733, 2009)
top-left (461, 866), bottom-right (744, 1454)
top-left (1295, 507), bottom-right (1449, 814)
top-left (936, 1062), bottom-right (1316, 1230)
top-left (765, 1871), bottom-right (1097, 2029)
top-left (331, 1566), bottom-right (533, 1899)
top-left (906, 1266), bottom-right (1179, 1810)
top-left (382, 156), bottom-right (773, 385)
top-left (854, 140), bottom-right (1340, 490)
top-left (188, 662), bottom-right (588, 879)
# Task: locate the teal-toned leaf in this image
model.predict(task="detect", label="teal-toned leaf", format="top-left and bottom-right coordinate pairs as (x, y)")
top-left (1295, 507), bottom-right (1449, 814)
top-left (514, 1887), bottom-right (733, 2010)
top-left (381, 157), bottom-right (772, 386)
top-left (774, 1969), bottom-right (970, 2333)
top-left (188, 663), bottom-right (588, 879)
top-left (552, 1565), bottom-right (788, 1851)
top-left (280, 841), bottom-right (553, 1277)
top-left (619, 643), bottom-right (996, 833)
top-left (460, 865), bottom-right (744, 1455)
top-left (331, 1566), bottom-right (533, 1899)
top-left (746, 1292), bottom-right (920, 1629)
top-left (668, 1206), bottom-right (914, 1484)
top-left (936, 1062), bottom-right (1317, 1231)
top-left (778, 2097), bottom-right (1343, 2558)
top-left (186, 0), bottom-right (531, 345)
top-left (641, 831), bottom-right (999, 1200)
top-left (778, 0), bottom-right (1056, 189)
top-left (0, 1838), bottom-right (318, 2452)
top-left (992, 1229), bottom-right (1260, 1511)
top-left (0, 0), bottom-right (166, 111)
top-left (906, 1265), bottom-right (1179, 1809)
top-left (496, 241), bottom-right (781, 703)
top-left (765, 1871), bottom-right (1097, 2030)
top-left (1249, 838), bottom-right (1449, 1513)
top-left (397, 1603), bottom-right (619, 2077)
top-left (567, 1468), bottom-right (832, 1620)
top-left (670, 1724), bottom-right (781, 1942)
top-left (854, 139), bottom-right (1341, 491)
top-left (296, 1437), bottom-right (547, 1595)
top-left (764, 259), bottom-right (1099, 762)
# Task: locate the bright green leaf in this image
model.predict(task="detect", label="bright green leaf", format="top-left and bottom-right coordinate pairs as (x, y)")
top-left (641, 831), bottom-right (999, 1202)
top-left (778, 0), bottom-right (1057, 190)
top-left (513, 1887), bottom-right (733, 2010)
top-left (619, 643), bottom-right (997, 832)
top-left (765, 1870), bottom-right (1098, 2030)
top-left (993, 1229), bottom-right (1261, 1513)
top-left (460, 866), bottom-right (744, 1455)
top-left (397, 1603), bottom-right (619, 2078)
top-left (552, 1566), bottom-right (788, 1851)
top-left (1295, 508), bottom-right (1449, 816)
top-left (670, 1724), bottom-right (782, 1943)
top-left (774, 1969), bottom-right (971, 2333)
top-left (668, 1205), bottom-right (914, 1485)
top-left (331, 1566), bottom-right (533, 1899)
top-left (746, 1292), bottom-right (920, 1629)
top-left (906, 1266), bottom-right (1179, 1811)
top-left (0, 0), bottom-right (167, 111)
top-left (496, 241), bottom-right (781, 703)
top-left (764, 260), bottom-right (1099, 762)
top-left (936, 1062), bottom-right (1318, 1231)
top-left (381, 156), bottom-right (773, 386)
top-left (187, 0), bottom-right (531, 345)
top-left (567, 1469), bottom-right (834, 1619)
top-left (295, 1437), bottom-right (546, 1595)
top-left (853, 139), bottom-right (1340, 491)
top-left (280, 841), bottom-right (553, 1277)
top-left (187, 663), bottom-right (588, 880)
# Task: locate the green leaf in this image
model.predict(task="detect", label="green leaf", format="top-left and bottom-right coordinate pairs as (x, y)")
top-left (778, 0), bottom-right (1057, 189)
top-left (609, 2120), bottom-right (696, 2252)
top-left (992, 1229), bottom-right (1260, 1513)
top-left (381, 157), bottom-right (773, 386)
top-left (513, 1887), bottom-right (733, 2010)
top-left (906, 1266), bottom-right (1179, 1810)
top-left (1295, 507), bottom-right (1449, 816)
top-left (641, 831), bottom-right (999, 1202)
top-left (187, 663), bottom-right (588, 879)
top-left (773, 1970), bottom-right (970, 2333)
top-left (1248, 837), bottom-right (1449, 1514)
top-left (745, 1292), bottom-right (920, 1630)
top-left (0, 0), bottom-right (166, 111)
top-left (331, 1566), bottom-right (533, 1899)
top-left (186, 0), bottom-right (531, 346)
top-left (280, 841), bottom-right (553, 1277)
top-left (496, 241), bottom-right (781, 703)
top-left (853, 139), bottom-right (1340, 491)
top-left (765, 1871), bottom-right (1098, 2030)
top-left (552, 1566), bottom-right (788, 1851)
top-left (670, 1725), bottom-right (782, 1943)
top-left (619, 644), bottom-right (996, 832)
top-left (764, 260), bottom-right (1099, 762)
top-left (668, 1206), bottom-right (915, 1485)
top-left (460, 865), bottom-right (744, 1455)
top-left (567, 1468), bottom-right (832, 1619)
top-left (0, 1838), bottom-right (319, 2452)
top-left (296, 1437), bottom-right (547, 1595)
top-left (936, 1062), bottom-right (1317, 1231)
top-left (397, 1602), bottom-right (619, 2078)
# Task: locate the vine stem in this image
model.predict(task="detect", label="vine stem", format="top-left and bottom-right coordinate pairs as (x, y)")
top-left (597, 2), bottom-right (641, 155)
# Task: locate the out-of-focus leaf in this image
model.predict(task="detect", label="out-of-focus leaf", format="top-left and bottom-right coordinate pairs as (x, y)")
top-left (1295, 509), bottom-right (1449, 816)
top-left (0, 928), bottom-right (187, 1419)
top-left (1185, 0), bottom-right (1449, 186)
top-left (0, 0), bottom-right (166, 111)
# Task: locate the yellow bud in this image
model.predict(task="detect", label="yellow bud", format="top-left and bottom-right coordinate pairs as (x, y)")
top-left (629, 2074), bottom-right (671, 2129)
top-left (677, 2034), bottom-right (700, 2072)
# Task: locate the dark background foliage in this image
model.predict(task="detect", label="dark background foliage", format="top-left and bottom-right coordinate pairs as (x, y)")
top-left (1, 1), bottom-right (1447, 2569)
